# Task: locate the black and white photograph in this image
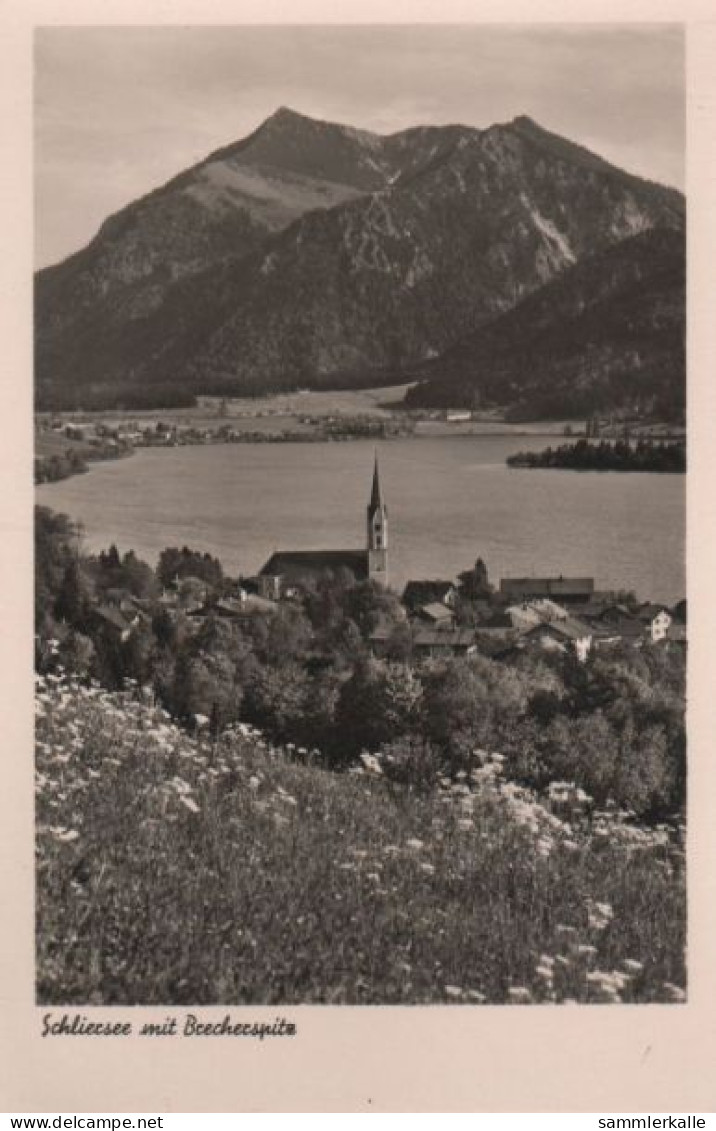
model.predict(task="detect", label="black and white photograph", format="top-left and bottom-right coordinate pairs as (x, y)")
top-left (32, 23), bottom-right (687, 1010)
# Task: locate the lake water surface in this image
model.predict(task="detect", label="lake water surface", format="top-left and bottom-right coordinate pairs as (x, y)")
top-left (36, 436), bottom-right (686, 604)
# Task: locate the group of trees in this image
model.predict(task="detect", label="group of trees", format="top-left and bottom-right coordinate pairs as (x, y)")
top-left (507, 438), bottom-right (686, 473)
top-left (34, 449), bottom-right (88, 484)
top-left (35, 505), bottom-right (686, 820)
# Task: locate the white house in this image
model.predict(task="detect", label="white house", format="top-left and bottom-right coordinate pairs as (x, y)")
top-left (636, 604), bottom-right (673, 643)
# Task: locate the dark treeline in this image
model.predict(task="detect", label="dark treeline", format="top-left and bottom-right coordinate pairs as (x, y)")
top-left (36, 384), bottom-right (198, 413)
top-left (507, 438), bottom-right (686, 473)
top-left (34, 442), bottom-right (133, 485)
top-left (35, 448), bottom-right (89, 484)
top-left (35, 505), bottom-right (686, 820)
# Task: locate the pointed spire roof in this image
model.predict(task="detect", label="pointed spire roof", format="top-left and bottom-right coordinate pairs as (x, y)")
top-left (369, 452), bottom-right (385, 511)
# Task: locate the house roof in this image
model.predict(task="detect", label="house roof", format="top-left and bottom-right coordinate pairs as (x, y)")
top-left (500, 577), bottom-right (595, 598)
top-left (635, 603), bottom-right (672, 623)
top-left (594, 615), bottom-right (644, 639)
top-left (506, 604), bottom-right (543, 628)
top-left (417, 602), bottom-right (455, 622)
top-left (577, 600), bottom-right (622, 619)
top-left (259, 550), bottom-right (369, 581)
top-left (525, 617), bottom-right (593, 642)
top-left (402, 580), bottom-right (456, 606)
top-left (413, 628), bottom-right (477, 649)
top-left (93, 605), bottom-right (132, 633)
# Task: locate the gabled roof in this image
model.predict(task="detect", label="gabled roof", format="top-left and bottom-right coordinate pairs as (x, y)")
top-left (500, 576), bottom-right (595, 598)
top-left (259, 550), bottom-right (369, 581)
top-left (595, 615), bottom-right (644, 639)
top-left (402, 579), bottom-right (456, 607)
top-left (525, 616), bottom-right (593, 642)
top-left (416, 602), bottom-right (455, 622)
top-left (592, 603), bottom-right (639, 622)
top-left (93, 605), bottom-right (132, 633)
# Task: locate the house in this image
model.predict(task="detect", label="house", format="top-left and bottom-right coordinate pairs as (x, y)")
top-left (192, 595), bottom-right (278, 619)
top-left (89, 604), bottom-right (141, 643)
top-left (499, 576), bottom-right (595, 605)
top-left (635, 603), bottom-right (673, 643)
top-left (505, 598), bottom-right (569, 630)
top-left (585, 605), bottom-right (645, 647)
top-left (414, 602), bottom-right (456, 629)
top-left (258, 457), bottom-right (389, 598)
top-left (101, 587), bottom-right (140, 613)
top-left (664, 622), bottom-right (687, 647)
top-left (63, 422), bottom-right (94, 441)
top-left (412, 628), bottom-right (478, 659)
top-left (515, 617), bottom-right (594, 662)
top-left (402, 580), bottom-right (458, 611)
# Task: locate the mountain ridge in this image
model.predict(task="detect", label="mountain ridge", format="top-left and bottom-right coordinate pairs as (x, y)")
top-left (405, 226), bottom-right (685, 419)
top-left (35, 106), bottom-right (685, 413)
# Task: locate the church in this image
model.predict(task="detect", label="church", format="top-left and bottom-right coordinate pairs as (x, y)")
top-left (257, 456), bottom-right (389, 599)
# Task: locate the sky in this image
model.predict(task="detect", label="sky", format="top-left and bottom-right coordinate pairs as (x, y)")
top-left (34, 24), bottom-right (685, 269)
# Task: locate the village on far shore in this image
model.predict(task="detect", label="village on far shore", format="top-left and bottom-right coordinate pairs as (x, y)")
top-left (33, 393), bottom-right (686, 486)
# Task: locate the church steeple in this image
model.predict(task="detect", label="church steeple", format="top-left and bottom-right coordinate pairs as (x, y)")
top-left (367, 453), bottom-right (388, 585)
top-left (369, 453), bottom-right (384, 511)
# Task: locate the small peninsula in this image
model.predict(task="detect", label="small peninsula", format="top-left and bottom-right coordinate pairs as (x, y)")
top-left (507, 438), bottom-right (686, 473)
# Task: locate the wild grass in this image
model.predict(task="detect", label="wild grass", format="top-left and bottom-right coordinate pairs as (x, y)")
top-left (36, 671), bottom-right (686, 1005)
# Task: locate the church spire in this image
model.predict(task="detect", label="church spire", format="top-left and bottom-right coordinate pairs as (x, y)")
top-left (369, 451), bottom-right (384, 511)
top-left (367, 452), bottom-right (388, 585)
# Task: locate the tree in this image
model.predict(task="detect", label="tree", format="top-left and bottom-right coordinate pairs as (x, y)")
top-left (172, 652), bottom-right (238, 723)
top-left (35, 507), bottom-right (79, 632)
top-left (343, 580), bottom-right (405, 638)
top-left (54, 560), bottom-right (91, 629)
top-left (157, 547), bottom-right (223, 592)
top-left (121, 621), bottom-right (158, 686)
top-left (99, 544), bottom-right (121, 570)
top-left (243, 662), bottom-right (309, 741)
top-left (422, 659), bottom-right (492, 756)
top-left (57, 630), bottom-right (95, 677)
top-left (119, 551), bottom-right (158, 599)
top-left (335, 658), bottom-right (422, 760)
top-left (457, 558), bottom-right (493, 600)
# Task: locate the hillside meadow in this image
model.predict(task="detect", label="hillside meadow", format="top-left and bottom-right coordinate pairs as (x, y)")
top-left (36, 671), bottom-right (686, 1006)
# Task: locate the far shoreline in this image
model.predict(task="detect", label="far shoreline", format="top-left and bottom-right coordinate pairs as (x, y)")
top-left (35, 382), bottom-right (685, 487)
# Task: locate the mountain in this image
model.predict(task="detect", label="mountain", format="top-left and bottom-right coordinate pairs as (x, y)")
top-left (405, 226), bottom-right (685, 419)
top-left (35, 108), bottom-right (685, 411)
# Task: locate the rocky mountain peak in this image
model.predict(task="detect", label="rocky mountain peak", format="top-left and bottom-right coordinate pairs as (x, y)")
top-left (35, 108), bottom-right (685, 415)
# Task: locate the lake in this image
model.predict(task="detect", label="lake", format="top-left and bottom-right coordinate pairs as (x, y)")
top-left (35, 436), bottom-right (686, 604)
